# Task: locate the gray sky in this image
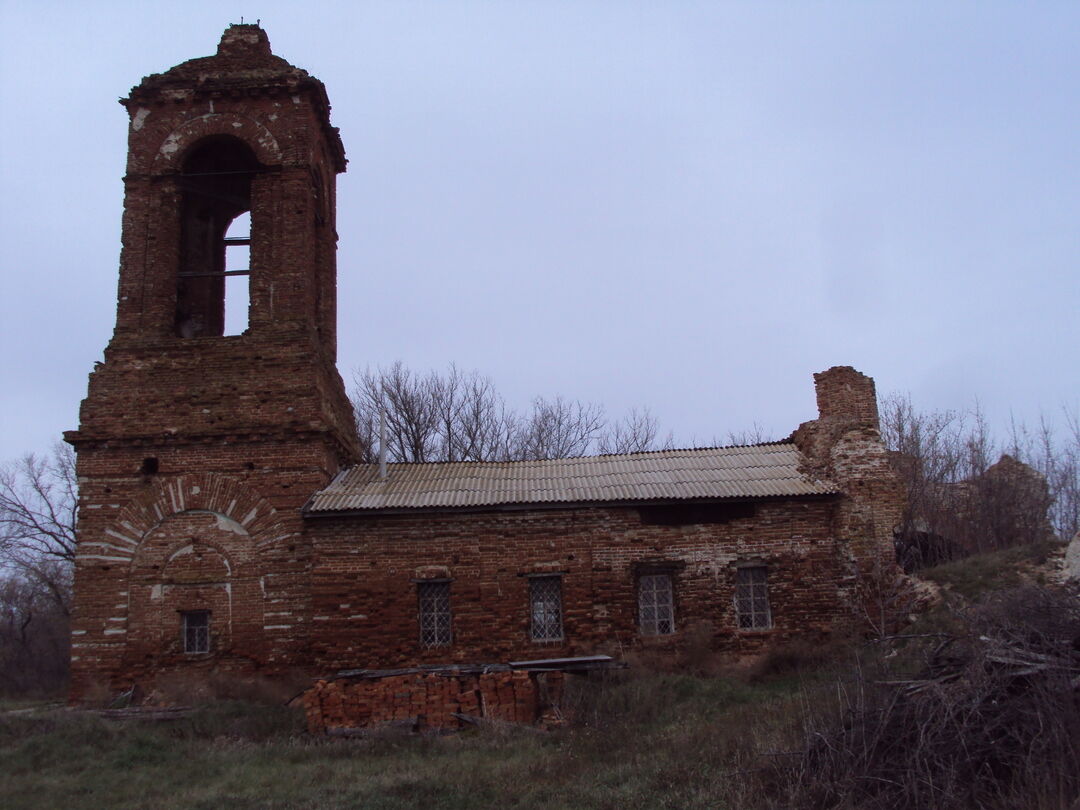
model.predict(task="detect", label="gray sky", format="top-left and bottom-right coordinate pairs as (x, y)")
top-left (1, 1), bottom-right (1077, 462)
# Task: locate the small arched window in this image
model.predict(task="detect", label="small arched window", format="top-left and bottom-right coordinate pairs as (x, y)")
top-left (175, 137), bottom-right (260, 338)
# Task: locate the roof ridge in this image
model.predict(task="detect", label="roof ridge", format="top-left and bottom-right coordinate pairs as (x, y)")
top-left (346, 441), bottom-right (797, 471)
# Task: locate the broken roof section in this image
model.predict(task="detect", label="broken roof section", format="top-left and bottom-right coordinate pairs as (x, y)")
top-left (306, 443), bottom-right (838, 514)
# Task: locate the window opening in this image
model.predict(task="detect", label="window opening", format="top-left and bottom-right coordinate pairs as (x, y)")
top-left (529, 576), bottom-right (563, 642)
top-left (638, 502), bottom-right (756, 525)
top-left (418, 581), bottom-right (452, 647)
top-left (734, 566), bottom-right (772, 630)
top-left (638, 573), bottom-right (675, 635)
top-left (223, 212), bottom-right (250, 335)
top-left (182, 610), bottom-right (210, 653)
top-left (176, 138), bottom-right (259, 338)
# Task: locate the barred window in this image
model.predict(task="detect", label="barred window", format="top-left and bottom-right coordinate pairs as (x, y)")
top-left (638, 573), bottom-right (675, 635)
top-left (735, 566), bottom-right (772, 630)
top-left (182, 610), bottom-right (210, 653)
top-left (418, 581), bottom-right (452, 647)
top-left (529, 576), bottom-right (563, 642)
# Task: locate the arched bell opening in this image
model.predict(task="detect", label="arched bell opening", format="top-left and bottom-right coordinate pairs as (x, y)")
top-left (175, 136), bottom-right (261, 338)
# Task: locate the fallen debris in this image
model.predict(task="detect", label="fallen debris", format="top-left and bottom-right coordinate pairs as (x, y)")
top-left (302, 656), bottom-right (622, 734)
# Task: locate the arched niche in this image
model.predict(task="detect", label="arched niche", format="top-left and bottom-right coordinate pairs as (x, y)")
top-left (82, 473), bottom-right (302, 671)
top-left (125, 509), bottom-right (262, 660)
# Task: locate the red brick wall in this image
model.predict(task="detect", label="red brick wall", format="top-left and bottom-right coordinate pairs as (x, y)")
top-left (66, 26), bottom-right (358, 701)
top-left (307, 498), bottom-right (854, 672)
top-left (813, 365), bottom-right (880, 427)
top-left (68, 463), bottom-right (322, 700)
top-left (792, 366), bottom-right (906, 617)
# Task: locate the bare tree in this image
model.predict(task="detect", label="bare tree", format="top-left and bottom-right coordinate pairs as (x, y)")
top-left (880, 393), bottom-right (968, 566)
top-left (0, 443), bottom-right (77, 696)
top-left (598, 408), bottom-right (670, 455)
top-left (724, 423), bottom-right (774, 447)
top-left (880, 393), bottom-right (1073, 570)
top-left (443, 369), bottom-right (518, 461)
top-left (353, 363), bottom-right (440, 462)
top-left (353, 363), bottom-right (516, 462)
top-left (1059, 405), bottom-right (1080, 538)
top-left (352, 363), bottom-right (667, 463)
top-left (1006, 406), bottom-right (1080, 541)
top-left (0, 444), bottom-right (77, 584)
top-left (512, 396), bottom-right (606, 460)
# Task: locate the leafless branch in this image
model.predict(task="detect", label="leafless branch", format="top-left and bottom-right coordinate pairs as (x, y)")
top-left (352, 363), bottom-right (667, 463)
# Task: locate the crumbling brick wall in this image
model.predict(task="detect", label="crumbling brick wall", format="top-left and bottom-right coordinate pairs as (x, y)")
top-left (307, 497), bottom-right (854, 672)
top-left (65, 26), bottom-right (358, 702)
top-left (66, 462), bottom-right (325, 700)
top-left (302, 668), bottom-right (566, 733)
top-left (791, 366), bottom-right (906, 621)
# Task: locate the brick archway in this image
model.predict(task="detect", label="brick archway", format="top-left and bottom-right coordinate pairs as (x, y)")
top-left (124, 510), bottom-right (261, 674)
top-left (87, 473), bottom-right (301, 686)
top-left (146, 113), bottom-right (283, 175)
top-left (95, 473), bottom-right (297, 562)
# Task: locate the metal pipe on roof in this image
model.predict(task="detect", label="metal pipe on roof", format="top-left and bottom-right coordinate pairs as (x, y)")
top-left (379, 407), bottom-right (387, 480)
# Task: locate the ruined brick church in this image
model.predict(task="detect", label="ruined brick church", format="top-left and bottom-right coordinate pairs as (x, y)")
top-left (66, 26), bottom-right (902, 705)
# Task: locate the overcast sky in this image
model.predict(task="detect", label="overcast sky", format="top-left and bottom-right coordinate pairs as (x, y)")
top-left (1, 1), bottom-right (1077, 462)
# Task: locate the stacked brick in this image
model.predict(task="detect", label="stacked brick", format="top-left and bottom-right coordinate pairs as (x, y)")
top-left (301, 668), bottom-right (566, 733)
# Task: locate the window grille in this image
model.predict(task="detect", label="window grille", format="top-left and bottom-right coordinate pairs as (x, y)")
top-left (638, 573), bottom-right (675, 635)
top-left (529, 576), bottom-right (563, 642)
top-left (735, 566), bottom-right (772, 630)
top-left (182, 611), bottom-right (210, 653)
top-left (418, 581), bottom-right (452, 647)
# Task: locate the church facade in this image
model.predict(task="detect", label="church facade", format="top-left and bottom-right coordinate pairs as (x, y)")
top-left (66, 26), bottom-right (902, 703)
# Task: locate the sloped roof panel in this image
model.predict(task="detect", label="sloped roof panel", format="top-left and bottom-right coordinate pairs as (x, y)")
top-left (307, 444), bottom-right (837, 514)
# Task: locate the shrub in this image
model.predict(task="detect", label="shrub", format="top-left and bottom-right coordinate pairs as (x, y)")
top-left (771, 586), bottom-right (1080, 810)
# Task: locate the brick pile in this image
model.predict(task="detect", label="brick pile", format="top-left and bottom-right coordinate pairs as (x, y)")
top-left (302, 667), bottom-right (566, 733)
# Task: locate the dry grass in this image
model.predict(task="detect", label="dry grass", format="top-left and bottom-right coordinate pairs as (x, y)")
top-left (765, 586), bottom-right (1080, 810)
top-left (919, 539), bottom-right (1064, 600)
top-left (1, 668), bottom-right (815, 810)
top-left (3, 547), bottom-right (1077, 809)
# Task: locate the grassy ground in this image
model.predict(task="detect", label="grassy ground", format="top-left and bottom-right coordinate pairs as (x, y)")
top-left (0, 671), bottom-right (812, 810)
top-left (918, 539), bottom-right (1062, 600)
top-left (3, 542), bottom-right (1073, 810)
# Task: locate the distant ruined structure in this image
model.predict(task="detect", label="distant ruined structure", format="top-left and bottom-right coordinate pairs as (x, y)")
top-left (66, 26), bottom-right (903, 729)
top-left (891, 452), bottom-right (1057, 572)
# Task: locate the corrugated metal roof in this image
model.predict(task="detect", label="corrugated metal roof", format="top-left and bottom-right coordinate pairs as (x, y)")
top-left (306, 444), bottom-right (837, 514)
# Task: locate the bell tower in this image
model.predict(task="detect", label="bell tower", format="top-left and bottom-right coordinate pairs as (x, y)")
top-left (66, 26), bottom-right (359, 700)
